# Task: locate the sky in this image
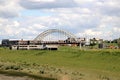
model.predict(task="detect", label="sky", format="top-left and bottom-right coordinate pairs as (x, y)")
top-left (0, 0), bottom-right (120, 42)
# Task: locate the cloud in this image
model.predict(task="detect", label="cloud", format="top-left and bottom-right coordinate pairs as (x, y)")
top-left (0, 10), bottom-right (19, 18)
top-left (20, 0), bottom-right (77, 9)
top-left (0, 16), bottom-right (49, 40)
top-left (0, 0), bottom-right (120, 41)
top-left (0, 0), bottom-right (22, 18)
top-left (75, 0), bottom-right (120, 17)
top-left (0, 0), bottom-right (6, 5)
top-left (98, 0), bottom-right (120, 16)
top-left (0, 19), bottom-right (20, 35)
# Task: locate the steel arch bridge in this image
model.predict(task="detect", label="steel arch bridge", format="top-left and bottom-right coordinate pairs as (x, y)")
top-left (34, 29), bottom-right (77, 41)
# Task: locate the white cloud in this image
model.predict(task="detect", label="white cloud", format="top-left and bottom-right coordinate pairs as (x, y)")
top-left (98, 0), bottom-right (120, 16)
top-left (0, 19), bottom-right (20, 35)
top-left (0, 0), bottom-right (120, 41)
top-left (32, 24), bottom-right (47, 29)
top-left (30, 0), bottom-right (55, 2)
top-left (75, 0), bottom-right (95, 4)
top-left (84, 29), bottom-right (102, 38)
top-left (20, 0), bottom-right (77, 9)
top-left (113, 27), bottom-right (120, 32)
top-left (0, 0), bottom-right (22, 18)
top-left (13, 21), bottom-right (20, 27)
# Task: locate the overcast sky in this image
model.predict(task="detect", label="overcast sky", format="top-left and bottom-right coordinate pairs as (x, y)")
top-left (0, 0), bottom-right (120, 41)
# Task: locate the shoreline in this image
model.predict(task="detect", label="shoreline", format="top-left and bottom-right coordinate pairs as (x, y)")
top-left (0, 74), bottom-right (32, 80)
top-left (0, 70), bottom-right (56, 80)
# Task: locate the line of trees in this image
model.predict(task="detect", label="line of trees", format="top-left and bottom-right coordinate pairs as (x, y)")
top-left (89, 38), bottom-right (120, 48)
top-left (103, 38), bottom-right (120, 49)
top-left (104, 38), bottom-right (120, 43)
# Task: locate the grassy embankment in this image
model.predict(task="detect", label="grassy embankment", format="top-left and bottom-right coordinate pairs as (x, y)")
top-left (0, 46), bottom-right (120, 80)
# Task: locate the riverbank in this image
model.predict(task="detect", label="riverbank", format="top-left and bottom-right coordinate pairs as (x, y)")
top-left (0, 74), bottom-right (32, 80)
top-left (0, 70), bottom-right (56, 80)
top-left (0, 47), bottom-right (120, 80)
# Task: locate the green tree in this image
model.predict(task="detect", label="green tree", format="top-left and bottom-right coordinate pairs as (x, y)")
top-left (117, 38), bottom-right (120, 48)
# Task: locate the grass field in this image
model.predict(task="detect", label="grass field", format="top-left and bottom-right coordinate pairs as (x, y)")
top-left (0, 46), bottom-right (120, 80)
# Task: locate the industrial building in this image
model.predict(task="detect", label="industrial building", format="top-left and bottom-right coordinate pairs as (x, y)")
top-left (2, 39), bottom-right (59, 50)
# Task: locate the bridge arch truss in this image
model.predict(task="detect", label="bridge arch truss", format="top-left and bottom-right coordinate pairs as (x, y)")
top-left (34, 29), bottom-right (77, 41)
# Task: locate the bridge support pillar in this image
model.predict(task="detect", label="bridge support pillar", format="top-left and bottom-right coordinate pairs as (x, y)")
top-left (79, 43), bottom-right (81, 49)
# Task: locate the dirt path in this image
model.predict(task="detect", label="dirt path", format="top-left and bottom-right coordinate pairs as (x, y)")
top-left (0, 74), bottom-right (33, 80)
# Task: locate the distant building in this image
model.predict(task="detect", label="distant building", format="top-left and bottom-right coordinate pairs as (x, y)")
top-left (65, 38), bottom-right (76, 43)
top-left (1, 39), bottom-right (29, 47)
top-left (1, 39), bottom-right (10, 47)
top-left (77, 38), bottom-right (86, 42)
top-left (1, 39), bottom-right (59, 50)
top-left (85, 38), bottom-right (90, 46)
top-left (77, 38), bottom-right (86, 46)
top-left (90, 38), bottom-right (103, 46)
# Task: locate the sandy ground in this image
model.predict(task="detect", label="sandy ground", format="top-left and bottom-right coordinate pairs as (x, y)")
top-left (0, 74), bottom-right (34, 80)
